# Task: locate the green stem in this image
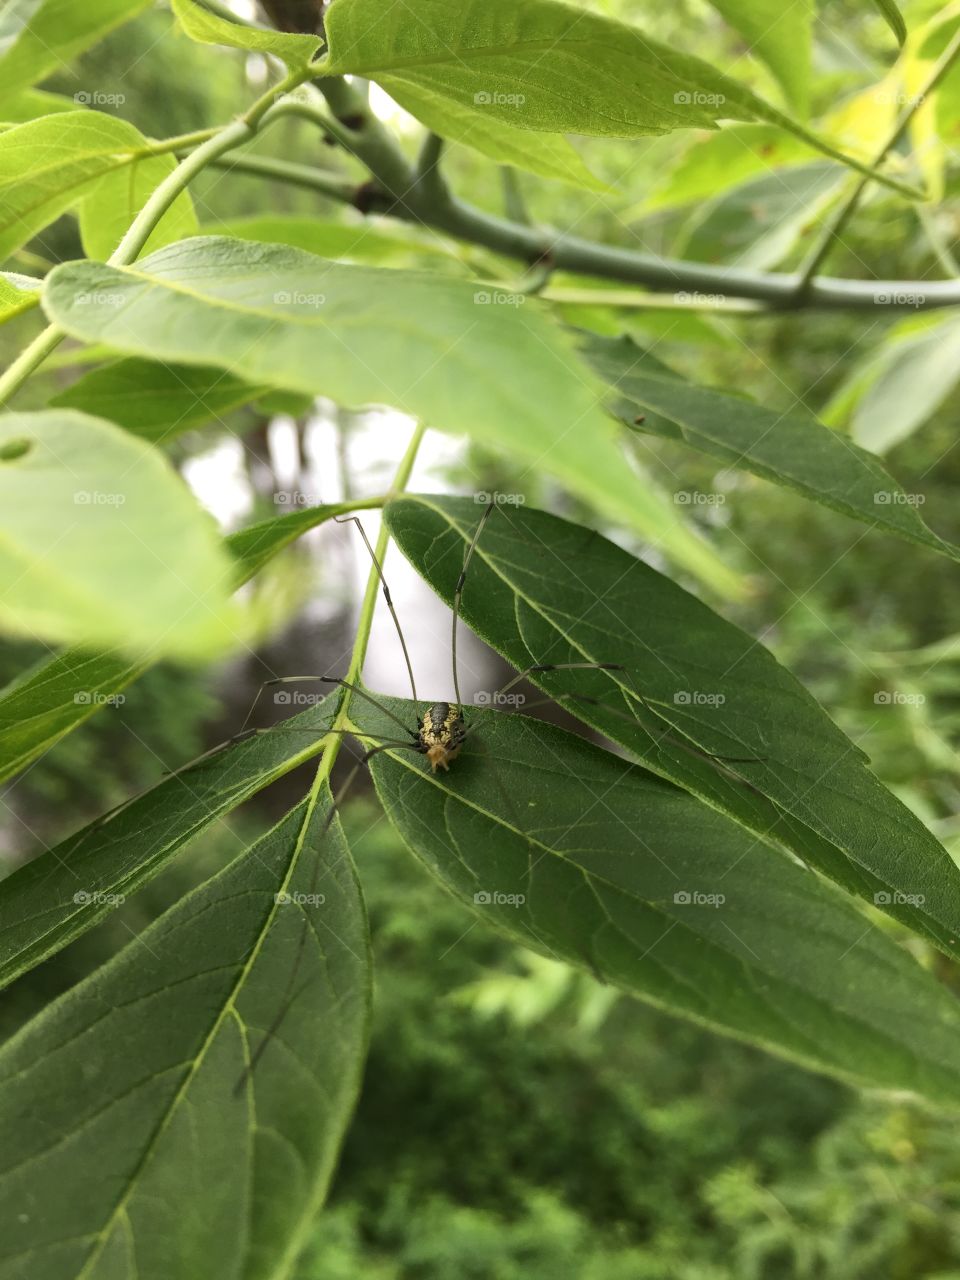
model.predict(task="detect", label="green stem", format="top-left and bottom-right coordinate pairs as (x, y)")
top-left (798, 24), bottom-right (960, 288)
top-left (0, 66), bottom-right (312, 407)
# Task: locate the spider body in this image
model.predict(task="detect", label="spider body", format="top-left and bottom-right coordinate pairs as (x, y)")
top-left (417, 701), bottom-right (466, 772)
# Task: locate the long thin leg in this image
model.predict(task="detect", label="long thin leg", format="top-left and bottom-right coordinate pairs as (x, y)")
top-left (336, 514), bottom-right (418, 704)
top-left (237, 736), bottom-right (421, 1091)
top-left (452, 500), bottom-right (495, 713)
top-left (240, 674), bottom-right (418, 742)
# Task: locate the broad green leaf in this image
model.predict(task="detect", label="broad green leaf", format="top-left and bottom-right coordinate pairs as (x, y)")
top-left (0, 692), bottom-right (338, 989)
top-left (384, 495), bottom-right (960, 957)
top-left (353, 698), bottom-right (960, 1105)
top-left (0, 270), bottom-right (40, 323)
top-left (706, 0), bottom-right (813, 111)
top-left (0, 0), bottom-right (150, 96)
top-left (321, 0), bottom-right (919, 195)
top-left (51, 359), bottom-right (269, 441)
top-left (42, 235), bottom-right (742, 595)
top-left (0, 410), bottom-right (242, 661)
top-left (822, 312), bottom-right (960, 455)
top-left (79, 149), bottom-right (199, 260)
top-left (0, 86), bottom-right (75, 121)
top-left (0, 111), bottom-right (195, 260)
top-left (0, 501), bottom-right (355, 785)
top-left (376, 79), bottom-right (609, 191)
top-left (676, 163), bottom-right (846, 271)
top-left (170, 0), bottom-right (322, 66)
top-left (579, 331), bottom-right (960, 562)
top-left (213, 213), bottom-right (465, 265)
top-left (872, 0), bottom-right (907, 44)
top-left (0, 795), bottom-right (369, 1280)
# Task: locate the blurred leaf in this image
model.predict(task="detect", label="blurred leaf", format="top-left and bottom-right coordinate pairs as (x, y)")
top-left (0, 692), bottom-right (338, 989)
top-left (0, 410), bottom-right (242, 661)
top-left (354, 696), bottom-right (960, 1105)
top-left (0, 86), bottom-right (76, 120)
top-left (43, 235), bottom-right (742, 595)
top-left (0, 0), bottom-right (150, 96)
top-left (321, 0), bottom-right (919, 194)
top-left (385, 495), bottom-right (960, 956)
top-left (706, 0), bottom-right (813, 111)
top-left (579, 331), bottom-right (959, 560)
top-left (0, 111), bottom-right (195, 260)
top-left (642, 124), bottom-right (811, 213)
top-left (676, 163), bottom-right (845, 270)
top-left (872, 0), bottom-right (907, 45)
top-left (0, 794), bottom-right (370, 1280)
top-left (170, 0), bottom-right (322, 65)
top-left (380, 81), bottom-right (609, 191)
top-left (0, 501), bottom-right (356, 784)
top-left (822, 311), bottom-right (960, 453)
top-left (51, 359), bottom-right (268, 441)
top-left (0, 270), bottom-right (40, 323)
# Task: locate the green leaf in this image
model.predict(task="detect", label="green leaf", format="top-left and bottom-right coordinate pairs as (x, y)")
top-left (170, 0), bottom-right (322, 66)
top-left (0, 409), bottom-right (243, 661)
top-left (706, 0), bottom-right (813, 111)
top-left (378, 80), bottom-right (609, 191)
top-left (640, 124), bottom-right (812, 214)
top-left (0, 110), bottom-right (195, 261)
top-left (353, 696), bottom-right (960, 1104)
top-left (821, 312), bottom-right (960, 454)
top-left (675, 163), bottom-right (846, 271)
top-left (873, 0), bottom-right (908, 46)
top-left (0, 501), bottom-right (355, 785)
top-left (384, 495), bottom-right (960, 957)
top-left (579, 331), bottom-right (960, 563)
top-left (0, 692), bottom-right (338, 989)
top-left (0, 270), bottom-right (40, 323)
top-left (50, 359), bottom-right (269, 441)
top-left (321, 0), bottom-right (919, 196)
top-left (79, 150), bottom-right (198, 260)
top-left (0, 0), bottom-right (150, 96)
top-left (0, 794), bottom-right (369, 1280)
top-left (42, 235), bottom-right (742, 596)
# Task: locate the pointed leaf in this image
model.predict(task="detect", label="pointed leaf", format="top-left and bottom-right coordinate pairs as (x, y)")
top-left (352, 696), bottom-right (960, 1106)
top-left (579, 331), bottom-right (960, 562)
top-left (0, 794), bottom-right (369, 1280)
top-left (170, 0), bottom-right (322, 66)
top-left (384, 495), bottom-right (960, 957)
top-left (0, 0), bottom-right (150, 96)
top-left (42, 235), bottom-right (741, 595)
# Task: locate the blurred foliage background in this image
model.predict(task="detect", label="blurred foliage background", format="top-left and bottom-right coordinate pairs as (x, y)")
top-left (4, 0), bottom-right (960, 1274)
